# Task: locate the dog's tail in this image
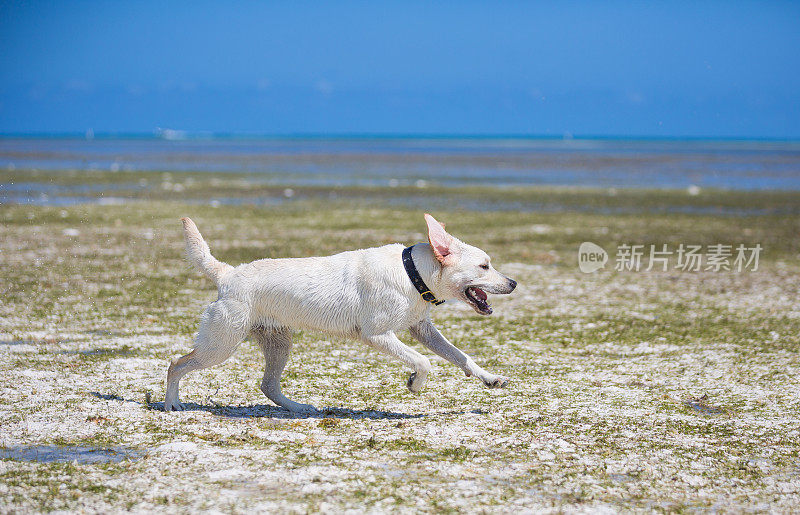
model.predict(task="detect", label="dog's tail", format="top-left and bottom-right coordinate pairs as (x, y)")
top-left (180, 217), bottom-right (233, 286)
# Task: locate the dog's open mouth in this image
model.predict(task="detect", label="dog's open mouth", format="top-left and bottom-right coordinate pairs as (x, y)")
top-left (465, 286), bottom-right (492, 315)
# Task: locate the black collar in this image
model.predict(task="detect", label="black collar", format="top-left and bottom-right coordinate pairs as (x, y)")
top-left (402, 246), bottom-right (445, 306)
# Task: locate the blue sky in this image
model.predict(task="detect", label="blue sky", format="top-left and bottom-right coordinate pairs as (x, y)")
top-left (1, 1), bottom-right (799, 138)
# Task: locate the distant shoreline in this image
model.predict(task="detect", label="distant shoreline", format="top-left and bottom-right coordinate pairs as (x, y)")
top-left (2, 137), bottom-right (799, 192)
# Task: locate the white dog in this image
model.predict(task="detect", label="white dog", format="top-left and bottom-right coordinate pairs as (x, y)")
top-left (165, 213), bottom-right (517, 412)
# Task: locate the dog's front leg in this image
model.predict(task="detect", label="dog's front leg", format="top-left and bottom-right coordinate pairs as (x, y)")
top-left (362, 332), bottom-right (431, 393)
top-left (409, 319), bottom-right (509, 388)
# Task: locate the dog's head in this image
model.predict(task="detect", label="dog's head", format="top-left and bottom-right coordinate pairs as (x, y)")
top-left (424, 213), bottom-right (517, 315)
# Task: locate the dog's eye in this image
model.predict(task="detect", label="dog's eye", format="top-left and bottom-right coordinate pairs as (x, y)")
top-left (479, 264), bottom-right (489, 270)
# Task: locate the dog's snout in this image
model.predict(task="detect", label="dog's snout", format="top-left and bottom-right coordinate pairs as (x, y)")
top-left (507, 278), bottom-right (517, 292)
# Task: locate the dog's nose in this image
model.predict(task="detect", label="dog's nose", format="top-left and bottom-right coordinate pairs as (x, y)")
top-left (507, 278), bottom-right (517, 291)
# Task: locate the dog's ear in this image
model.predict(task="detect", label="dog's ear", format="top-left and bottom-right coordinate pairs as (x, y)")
top-left (424, 213), bottom-right (457, 265)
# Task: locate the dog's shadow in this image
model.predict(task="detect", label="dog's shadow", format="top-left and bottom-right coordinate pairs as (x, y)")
top-left (91, 392), bottom-right (472, 420)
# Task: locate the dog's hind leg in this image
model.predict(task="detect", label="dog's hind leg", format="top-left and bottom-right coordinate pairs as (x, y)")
top-left (253, 326), bottom-right (317, 413)
top-left (165, 299), bottom-right (250, 411)
top-left (362, 332), bottom-right (432, 393)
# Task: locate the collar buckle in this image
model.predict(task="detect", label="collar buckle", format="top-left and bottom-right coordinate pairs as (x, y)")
top-left (420, 291), bottom-right (444, 305)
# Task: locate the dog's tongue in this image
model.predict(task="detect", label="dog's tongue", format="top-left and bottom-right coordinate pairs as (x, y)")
top-left (473, 287), bottom-right (487, 301)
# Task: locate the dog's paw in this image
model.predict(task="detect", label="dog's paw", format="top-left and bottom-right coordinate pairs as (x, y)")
top-left (164, 401), bottom-right (185, 412)
top-left (482, 375), bottom-right (510, 388)
top-left (292, 403), bottom-right (319, 414)
top-left (281, 400), bottom-right (318, 414)
top-left (407, 371), bottom-right (428, 393)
